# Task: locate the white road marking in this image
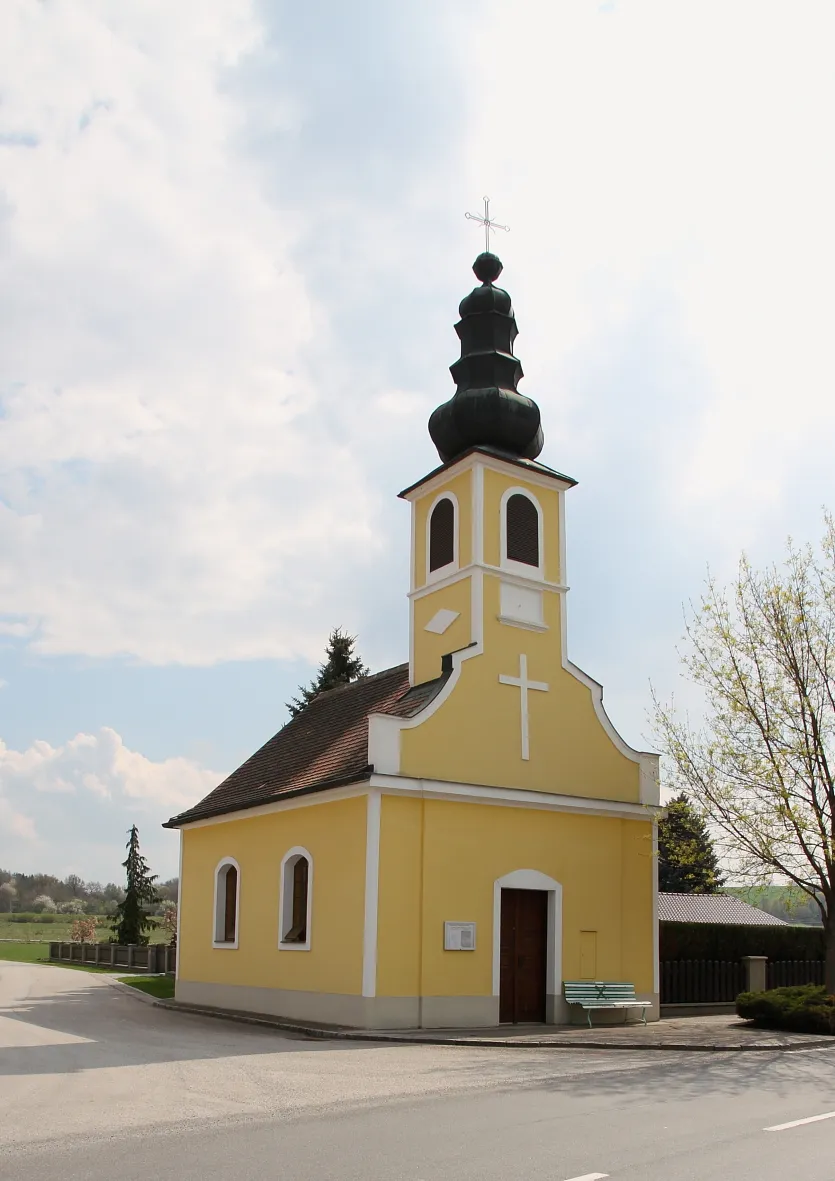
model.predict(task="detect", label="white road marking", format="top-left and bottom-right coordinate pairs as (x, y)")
top-left (765, 1110), bottom-right (835, 1132)
top-left (563, 1174), bottom-right (609, 1181)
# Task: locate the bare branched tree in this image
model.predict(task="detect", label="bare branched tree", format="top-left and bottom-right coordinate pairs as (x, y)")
top-left (654, 515), bottom-right (835, 990)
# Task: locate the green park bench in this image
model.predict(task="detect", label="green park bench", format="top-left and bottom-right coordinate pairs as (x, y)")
top-left (563, 980), bottom-right (648, 1028)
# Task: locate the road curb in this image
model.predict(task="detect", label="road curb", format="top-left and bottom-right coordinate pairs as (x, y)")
top-left (106, 977), bottom-right (164, 1006)
top-left (143, 997), bottom-right (835, 1052)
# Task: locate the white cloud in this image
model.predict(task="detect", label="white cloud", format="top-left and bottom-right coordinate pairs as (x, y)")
top-left (0, 728), bottom-right (218, 812)
top-left (3, 0), bottom-right (835, 779)
top-left (467, 0), bottom-right (835, 559)
top-left (0, 727), bottom-right (220, 878)
top-left (0, 0), bottom-right (383, 665)
top-left (0, 795), bottom-right (37, 843)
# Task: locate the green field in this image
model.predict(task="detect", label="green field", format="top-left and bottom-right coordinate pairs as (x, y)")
top-left (0, 914), bottom-right (169, 944)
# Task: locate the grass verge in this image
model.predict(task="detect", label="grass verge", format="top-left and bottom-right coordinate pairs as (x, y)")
top-left (118, 975), bottom-right (175, 999)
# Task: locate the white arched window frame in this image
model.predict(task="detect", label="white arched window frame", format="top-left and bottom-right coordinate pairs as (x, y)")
top-left (425, 491), bottom-right (459, 585)
top-left (500, 486), bottom-right (544, 580)
top-left (212, 856), bottom-right (240, 949)
top-left (278, 846), bottom-right (313, 952)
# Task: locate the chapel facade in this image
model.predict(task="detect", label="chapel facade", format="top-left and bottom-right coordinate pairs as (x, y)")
top-left (166, 249), bottom-right (661, 1028)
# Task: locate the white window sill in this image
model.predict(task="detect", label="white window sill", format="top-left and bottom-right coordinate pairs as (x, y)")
top-left (278, 940), bottom-right (311, 952)
top-left (425, 561), bottom-right (458, 586)
top-left (497, 615), bottom-right (548, 633)
top-left (212, 940), bottom-right (239, 950)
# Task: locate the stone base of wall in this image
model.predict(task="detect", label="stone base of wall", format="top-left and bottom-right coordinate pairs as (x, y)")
top-left (174, 981), bottom-right (660, 1029)
top-left (175, 981), bottom-right (496, 1029)
top-left (660, 1002), bottom-right (736, 1018)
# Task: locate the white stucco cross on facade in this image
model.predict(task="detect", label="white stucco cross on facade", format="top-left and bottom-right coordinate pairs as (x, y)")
top-left (498, 653), bottom-right (549, 761)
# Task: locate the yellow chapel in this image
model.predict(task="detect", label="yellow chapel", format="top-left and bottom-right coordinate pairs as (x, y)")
top-left (166, 247), bottom-right (661, 1028)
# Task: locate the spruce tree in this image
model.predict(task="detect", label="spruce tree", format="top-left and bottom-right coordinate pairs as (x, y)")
top-left (658, 793), bottom-right (725, 894)
top-left (287, 627), bottom-right (369, 718)
top-left (111, 826), bottom-right (159, 945)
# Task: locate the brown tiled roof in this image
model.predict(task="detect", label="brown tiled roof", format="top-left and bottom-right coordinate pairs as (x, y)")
top-left (164, 663), bottom-right (447, 828)
top-left (659, 893), bottom-right (787, 926)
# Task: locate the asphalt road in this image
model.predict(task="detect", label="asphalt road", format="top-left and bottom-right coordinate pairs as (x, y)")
top-left (1, 961), bottom-right (834, 1180)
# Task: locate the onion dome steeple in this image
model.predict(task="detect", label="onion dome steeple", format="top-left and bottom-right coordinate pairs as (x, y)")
top-left (428, 251), bottom-right (544, 464)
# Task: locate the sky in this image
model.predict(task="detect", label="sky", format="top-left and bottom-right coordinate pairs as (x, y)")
top-left (2, 0), bottom-right (834, 884)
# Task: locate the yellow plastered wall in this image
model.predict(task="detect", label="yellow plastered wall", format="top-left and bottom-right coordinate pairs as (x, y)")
top-left (620, 819), bottom-right (655, 985)
top-left (412, 469), bottom-right (473, 589)
top-left (375, 796), bottom-right (655, 999)
top-left (402, 575), bottom-right (640, 800)
top-left (178, 796), bottom-right (367, 994)
top-left (411, 575), bottom-right (472, 685)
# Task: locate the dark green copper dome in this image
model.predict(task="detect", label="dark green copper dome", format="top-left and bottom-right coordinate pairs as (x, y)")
top-left (428, 252), bottom-right (544, 464)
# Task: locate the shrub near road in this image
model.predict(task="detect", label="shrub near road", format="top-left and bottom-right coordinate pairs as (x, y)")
top-left (737, 984), bottom-right (835, 1035)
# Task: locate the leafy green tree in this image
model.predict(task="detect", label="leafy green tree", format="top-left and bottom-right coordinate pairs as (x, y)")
top-left (654, 516), bottom-right (835, 989)
top-left (110, 826), bottom-right (159, 945)
top-left (658, 793), bottom-right (725, 893)
top-left (287, 627), bottom-right (369, 718)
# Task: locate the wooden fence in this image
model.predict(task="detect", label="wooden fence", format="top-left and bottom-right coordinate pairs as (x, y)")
top-left (767, 960), bottom-right (825, 989)
top-left (660, 959), bottom-right (746, 1004)
top-left (49, 941), bottom-right (175, 974)
top-left (661, 957), bottom-right (826, 1003)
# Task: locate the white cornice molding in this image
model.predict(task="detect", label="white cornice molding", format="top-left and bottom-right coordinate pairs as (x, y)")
top-left (408, 561), bottom-right (568, 601)
top-left (170, 772), bottom-right (661, 834)
top-left (369, 773), bottom-right (662, 821)
top-left (400, 451), bottom-right (575, 503)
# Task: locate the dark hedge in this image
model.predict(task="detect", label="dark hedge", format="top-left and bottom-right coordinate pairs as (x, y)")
top-left (736, 984), bottom-right (835, 1035)
top-left (661, 921), bottom-right (825, 961)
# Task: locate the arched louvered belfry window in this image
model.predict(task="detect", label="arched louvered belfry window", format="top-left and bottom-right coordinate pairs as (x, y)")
top-left (505, 493), bottom-right (540, 568)
top-left (428, 496), bottom-right (455, 573)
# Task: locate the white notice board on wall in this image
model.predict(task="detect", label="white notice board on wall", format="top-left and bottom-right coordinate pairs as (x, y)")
top-left (444, 921), bottom-right (476, 950)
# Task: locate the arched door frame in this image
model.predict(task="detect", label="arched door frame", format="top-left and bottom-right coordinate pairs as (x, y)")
top-left (492, 868), bottom-right (564, 1023)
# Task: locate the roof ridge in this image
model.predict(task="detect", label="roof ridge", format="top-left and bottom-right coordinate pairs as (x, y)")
top-left (306, 662), bottom-right (408, 704)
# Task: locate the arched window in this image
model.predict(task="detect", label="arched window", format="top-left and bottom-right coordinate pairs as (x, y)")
top-left (428, 496), bottom-right (455, 573)
top-left (213, 859), bottom-right (239, 947)
top-left (279, 848), bottom-right (312, 950)
top-left (505, 493), bottom-right (540, 568)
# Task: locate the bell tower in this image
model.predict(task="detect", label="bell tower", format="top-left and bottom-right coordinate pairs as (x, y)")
top-left (401, 250), bottom-right (576, 694)
top-left (370, 244), bottom-right (656, 806)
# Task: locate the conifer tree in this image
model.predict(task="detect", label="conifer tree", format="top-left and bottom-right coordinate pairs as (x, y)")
top-left (111, 826), bottom-right (159, 945)
top-left (287, 627), bottom-right (369, 718)
top-left (658, 793), bottom-right (725, 894)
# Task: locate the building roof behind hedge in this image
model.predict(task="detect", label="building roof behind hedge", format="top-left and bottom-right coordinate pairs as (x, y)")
top-left (659, 892), bottom-right (788, 926)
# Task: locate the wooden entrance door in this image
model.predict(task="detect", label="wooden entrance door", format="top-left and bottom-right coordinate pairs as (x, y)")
top-left (499, 888), bottom-right (548, 1023)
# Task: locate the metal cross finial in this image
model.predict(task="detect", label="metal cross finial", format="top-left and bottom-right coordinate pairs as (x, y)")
top-left (465, 196), bottom-right (509, 253)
